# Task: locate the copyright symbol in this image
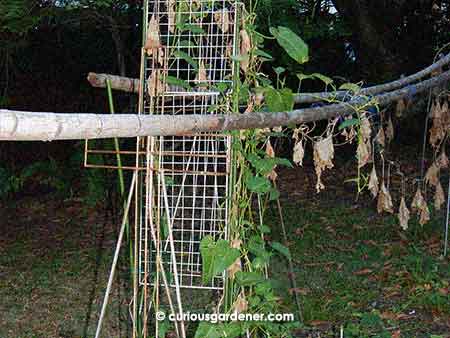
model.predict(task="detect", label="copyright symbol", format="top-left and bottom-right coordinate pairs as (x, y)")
top-left (156, 311), bottom-right (166, 321)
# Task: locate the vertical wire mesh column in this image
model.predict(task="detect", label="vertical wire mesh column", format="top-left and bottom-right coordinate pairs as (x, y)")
top-left (138, 0), bottom-right (238, 302)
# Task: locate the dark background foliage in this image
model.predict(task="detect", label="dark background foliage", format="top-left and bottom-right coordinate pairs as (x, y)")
top-left (0, 0), bottom-right (449, 198)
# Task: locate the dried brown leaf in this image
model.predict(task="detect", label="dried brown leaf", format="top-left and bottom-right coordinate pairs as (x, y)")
top-left (375, 127), bottom-right (386, 147)
top-left (419, 202), bottom-right (430, 225)
top-left (425, 162), bottom-right (440, 187)
top-left (293, 139), bottom-right (305, 166)
top-left (360, 114), bottom-right (372, 141)
top-left (411, 187), bottom-right (426, 213)
top-left (144, 14), bottom-right (160, 55)
top-left (377, 181), bottom-right (394, 214)
top-left (167, 0), bottom-right (176, 33)
top-left (437, 150), bottom-right (449, 169)
top-left (431, 98), bottom-right (442, 119)
top-left (434, 181), bottom-right (445, 211)
top-left (398, 197), bottom-right (410, 231)
top-left (396, 99), bottom-right (406, 117)
top-left (196, 61), bottom-right (208, 83)
top-left (266, 139), bottom-right (275, 158)
top-left (232, 293), bottom-right (248, 314)
top-left (214, 8), bottom-right (230, 33)
top-left (368, 165), bottom-right (379, 198)
top-left (239, 29), bottom-right (251, 73)
top-left (313, 135), bottom-right (334, 192)
top-left (386, 117), bottom-right (394, 143)
top-left (357, 140), bottom-right (371, 168)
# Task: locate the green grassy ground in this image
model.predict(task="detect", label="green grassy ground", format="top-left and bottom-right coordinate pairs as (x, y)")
top-left (267, 199), bottom-right (450, 337)
top-left (0, 168), bottom-right (449, 337)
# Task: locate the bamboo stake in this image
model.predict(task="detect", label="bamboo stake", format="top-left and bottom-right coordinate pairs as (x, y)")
top-left (95, 171), bottom-right (137, 338)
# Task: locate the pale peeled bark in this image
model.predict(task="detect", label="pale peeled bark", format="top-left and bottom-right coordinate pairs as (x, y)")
top-left (1, 70), bottom-right (450, 141)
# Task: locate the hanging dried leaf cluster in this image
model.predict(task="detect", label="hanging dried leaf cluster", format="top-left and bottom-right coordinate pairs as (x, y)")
top-left (396, 99), bottom-right (406, 117)
top-left (313, 135), bottom-right (334, 192)
top-left (357, 114), bottom-right (372, 168)
top-left (429, 98), bottom-right (450, 147)
top-left (214, 8), bottom-right (230, 33)
top-left (368, 165), bottom-right (379, 198)
top-left (377, 181), bottom-right (394, 214)
top-left (340, 116), bottom-right (356, 143)
top-left (144, 14), bottom-right (161, 55)
top-left (292, 127), bottom-right (305, 166)
top-left (411, 188), bottom-right (430, 225)
top-left (398, 197), bottom-right (410, 230)
top-left (239, 28), bottom-right (251, 73)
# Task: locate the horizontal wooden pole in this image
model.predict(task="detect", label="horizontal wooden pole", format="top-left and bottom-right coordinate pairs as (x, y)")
top-left (1, 70), bottom-right (449, 141)
top-left (87, 52), bottom-right (450, 104)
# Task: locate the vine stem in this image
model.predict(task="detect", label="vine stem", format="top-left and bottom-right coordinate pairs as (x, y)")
top-left (273, 182), bottom-right (304, 322)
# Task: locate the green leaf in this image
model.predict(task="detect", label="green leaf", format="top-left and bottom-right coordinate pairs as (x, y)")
top-left (161, 214), bottom-right (169, 240)
top-left (339, 82), bottom-right (361, 93)
top-left (195, 323), bottom-right (221, 338)
top-left (273, 66), bottom-right (286, 75)
top-left (270, 241), bottom-right (291, 260)
top-left (310, 73), bottom-right (333, 86)
top-left (245, 175), bottom-right (272, 194)
top-left (254, 49), bottom-right (273, 61)
top-left (236, 271), bottom-right (265, 286)
top-left (338, 118), bottom-right (360, 130)
top-left (270, 26), bottom-right (309, 64)
top-left (173, 50), bottom-right (198, 70)
top-left (178, 23), bottom-right (204, 34)
top-left (200, 236), bottom-right (240, 284)
top-left (265, 87), bottom-right (294, 113)
top-left (165, 76), bottom-right (191, 90)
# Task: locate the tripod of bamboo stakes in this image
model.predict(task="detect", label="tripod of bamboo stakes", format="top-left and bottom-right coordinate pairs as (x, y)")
top-left (86, 0), bottom-right (241, 337)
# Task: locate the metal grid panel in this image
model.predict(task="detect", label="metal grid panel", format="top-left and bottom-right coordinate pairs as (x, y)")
top-left (138, 0), bottom-right (237, 290)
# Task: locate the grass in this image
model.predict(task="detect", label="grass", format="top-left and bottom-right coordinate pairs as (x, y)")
top-left (1, 166), bottom-right (449, 337)
top-left (267, 197), bottom-right (450, 338)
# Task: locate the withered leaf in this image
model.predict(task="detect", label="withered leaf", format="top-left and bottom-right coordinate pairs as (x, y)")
top-left (386, 117), bottom-right (394, 143)
top-left (360, 114), bottom-right (372, 142)
top-left (411, 187), bottom-right (426, 213)
top-left (368, 165), bottom-right (379, 198)
top-left (144, 14), bottom-right (160, 55)
top-left (293, 139), bottom-right (305, 166)
top-left (419, 202), bottom-right (430, 226)
top-left (434, 181), bottom-right (445, 211)
top-left (232, 293), bottom-right (248, 314)
top-left (196, 61), bottom-right (208, 83)
top-left (375, 127), bottom-right (386, 147)
top-left (437, 150), bottom-right (449, 169)
top-left (266, 139), bottom-right (275, 158)
top-left (167, 0), bottom-right (176, 33)
top-left (398, 197), bottom-right (410, 231)
top-left (396, 99), bottom-right (406, 117)
top-left (313, 135), bottom-right (334, 192)
top-left (357, 140), bottom-right (370, 168)
top-left (214, 8), bottom-right (230, 33)
top-left (425, 162), bottom-right (440, 187)
top-left (239, 29), bottom-right (251, 73)
top-left (377, 181), bottom-right (394, 214)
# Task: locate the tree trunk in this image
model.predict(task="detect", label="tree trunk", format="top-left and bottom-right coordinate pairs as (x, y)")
top-left (1, 69), bottom-right (449, 141)
top-left (331, 0), bottom-right (400, 82)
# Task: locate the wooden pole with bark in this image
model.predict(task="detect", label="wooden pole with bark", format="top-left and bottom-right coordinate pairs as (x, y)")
top-left (87, 52), bottom-right (450, 104)
top-left (1, 70), bottom-right (449, 141)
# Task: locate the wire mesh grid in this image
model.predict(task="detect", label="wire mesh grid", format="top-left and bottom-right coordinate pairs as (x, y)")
top-left (138, 0), bottom-right (238, 290)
